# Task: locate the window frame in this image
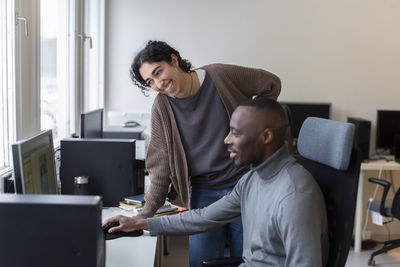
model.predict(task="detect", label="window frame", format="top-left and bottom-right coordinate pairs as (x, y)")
top-left (0, 0), bottom-right (16, 175)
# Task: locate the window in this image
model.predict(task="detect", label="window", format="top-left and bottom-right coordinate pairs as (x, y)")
top-left (0, 0), bottom-right (104, 176)
top-left (83, 0), bottom-right (105, 112)
top-left (14, 0), bottom-right (104, 144)
top-left (40, 0), bottom-right (75, 141)
top-left (39, 0), bottom-right (105, 142)
top-left (0, 0), bottom-right (15, 173)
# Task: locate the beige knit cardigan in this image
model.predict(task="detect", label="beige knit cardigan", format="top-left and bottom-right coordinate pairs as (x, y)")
top-left (141, 63), bottom-right (281, 217)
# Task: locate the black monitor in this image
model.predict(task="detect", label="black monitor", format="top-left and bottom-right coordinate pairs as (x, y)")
top-left (60, 138), bottom-right (144, 206)
top-left (80, 108), bottom-right (104, 138)
top-left (280, 102), bottom-right (331, 140)
top-left (376, 110), bottom-right (400, 154)
top-left (0, 194), bottom-right (104, 267)
top-left (11, 129), bottom-right (58, 194)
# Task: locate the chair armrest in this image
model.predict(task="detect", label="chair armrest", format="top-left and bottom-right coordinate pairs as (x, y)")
top-left (368, 177), bottom-right (392, 217)
top-left (368, 178), bottom-right (390, 187)
top-left (202, 257), bottom-right (243, 267)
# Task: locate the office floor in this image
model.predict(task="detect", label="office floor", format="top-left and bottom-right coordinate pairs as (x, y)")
top-left (162, 236), bottom-right (400, 267)
top-left (346, 247), bottom-right (400, 267)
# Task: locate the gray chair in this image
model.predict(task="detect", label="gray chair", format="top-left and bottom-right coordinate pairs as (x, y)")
top-left (203, 117), bottom-right (360, 267)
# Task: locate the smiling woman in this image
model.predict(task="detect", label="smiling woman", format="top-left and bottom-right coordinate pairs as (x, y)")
top-left (139, 58), bottom-right (198, 99)
top-left (130, 40), bottom-right (195, 97)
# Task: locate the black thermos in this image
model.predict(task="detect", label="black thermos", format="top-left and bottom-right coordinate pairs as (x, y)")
top-left (74, 176), bottom-right (89, 195)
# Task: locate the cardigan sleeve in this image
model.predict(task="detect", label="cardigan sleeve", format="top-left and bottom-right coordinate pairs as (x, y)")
top-left (202, 64), bottom-right (281, 114)
top-left (222, 64), bottom-right (281, 99)
top-left (140, 98), bottom-right (173, 217)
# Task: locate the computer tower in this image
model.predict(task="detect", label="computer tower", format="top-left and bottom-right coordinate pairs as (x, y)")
top-left (103, 126), bottom-right (143, 140)
top-left (347, 117), bottom-right (371, 162)
top-left (60, 138), bottom-right (144, 206)
top-left (395, 134), bottom-right (400, 163)
top-left (0, 194), bottom-right (104, 267)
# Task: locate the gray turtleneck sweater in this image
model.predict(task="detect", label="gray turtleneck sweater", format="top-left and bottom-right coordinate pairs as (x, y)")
top-left (148, 145), bottom-right (329, 267)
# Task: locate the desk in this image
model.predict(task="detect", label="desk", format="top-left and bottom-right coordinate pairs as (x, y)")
top-left (103, 208), bottom-right (158, 266)
top-left (354, 160), bottom-right (400, 252)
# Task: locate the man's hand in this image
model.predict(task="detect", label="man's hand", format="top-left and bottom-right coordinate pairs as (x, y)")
top-left (102, 215), bottom-right (149, 233)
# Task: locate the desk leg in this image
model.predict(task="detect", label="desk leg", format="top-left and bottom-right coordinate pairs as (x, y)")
top-left (154, 236), bottom-right (164, 267)
top-left (354, 170), bottom-right (364, 252)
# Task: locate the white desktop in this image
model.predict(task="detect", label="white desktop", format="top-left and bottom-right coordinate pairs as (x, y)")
top-left (103, 207), bottom-right (157, 266)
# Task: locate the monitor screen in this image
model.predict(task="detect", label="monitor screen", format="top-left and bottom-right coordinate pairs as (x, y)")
top-left (376, 110), bottom-right (400, 153)
top-left (12, 130), bottom-right (58, 194)
top-left (80, 108), bottom-right (104, 138)
top-left (0, 194), bottom-right (104, 267)
top-left (280, 102), bottom-right (331, 140)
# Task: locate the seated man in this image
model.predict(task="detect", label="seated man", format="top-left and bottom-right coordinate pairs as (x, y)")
top-left (103, 97), bottom-right (329, 266)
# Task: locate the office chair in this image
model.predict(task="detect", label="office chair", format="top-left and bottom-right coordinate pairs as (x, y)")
top-left (367, 178), bottom-right (400, 266)
top-left (203, 117), bottom-right (360, 267)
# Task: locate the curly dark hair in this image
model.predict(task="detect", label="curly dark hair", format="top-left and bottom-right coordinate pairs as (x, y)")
top-left (130, 40), bottom-right (193, 94)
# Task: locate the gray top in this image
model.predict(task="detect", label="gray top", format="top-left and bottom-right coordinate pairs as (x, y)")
top-left (168, 71), bottom-right (247, 189)
top-left (148, 144), bottom-right (329, 267)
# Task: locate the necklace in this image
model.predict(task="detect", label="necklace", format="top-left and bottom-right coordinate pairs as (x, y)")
top-left (188, 72), bottom-right (194, 96)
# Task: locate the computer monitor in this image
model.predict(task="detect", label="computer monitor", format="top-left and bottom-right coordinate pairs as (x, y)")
top-left (0, 194), bottom-right (104, 267)
top-left (376, 110), bottom-right (400, 154)
top-left (12, 129), bottom-right (58, 194)
top-left (280, 102), bottom-right (331, 140)
top-left (80, 108), bottom-right (104, 138)
top-left (60, 138), bottom-right (144, 206)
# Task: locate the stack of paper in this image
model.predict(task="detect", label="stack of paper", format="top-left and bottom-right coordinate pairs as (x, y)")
top-left (118, 193), bottom-right (187, 216)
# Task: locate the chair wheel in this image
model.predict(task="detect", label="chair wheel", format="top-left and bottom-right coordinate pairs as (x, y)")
top-left (368, 259), bottom-right (375, 266)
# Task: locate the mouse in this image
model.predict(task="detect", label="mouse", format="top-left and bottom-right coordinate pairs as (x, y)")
top-left (102, 221), bottom-right (144, 240)
top-left (123, 120), bottom-right (140, 128)
top-left (103, 221), bottom-right (120, 234)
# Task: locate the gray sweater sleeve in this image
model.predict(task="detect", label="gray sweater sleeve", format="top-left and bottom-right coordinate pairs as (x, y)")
top-left (277, 190), bottom-right (328, 267)
top-left (148, 185), bottom-right (242, 236)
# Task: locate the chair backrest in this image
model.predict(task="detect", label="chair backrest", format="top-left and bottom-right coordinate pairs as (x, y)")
top-left (296, 117), bottom-right (361, 267)
top-left (392, 186), bottom-right (400, 219)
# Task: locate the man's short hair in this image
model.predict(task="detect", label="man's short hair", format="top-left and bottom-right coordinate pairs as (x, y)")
top-left (239, 97), bottom-right (288, 144)
top-left (239, 97), bottom-right (285, 118)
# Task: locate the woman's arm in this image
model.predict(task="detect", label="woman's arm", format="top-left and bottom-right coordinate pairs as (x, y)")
top-left (204, 63), bottom-right (281, 100)
top-left (140, 99), bottom-right (173, 217)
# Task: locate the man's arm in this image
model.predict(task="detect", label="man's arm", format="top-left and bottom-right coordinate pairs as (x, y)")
top-left (148, 188), bottom-right (242, 236)
top-left (103, 184), bottom-right (242, 235)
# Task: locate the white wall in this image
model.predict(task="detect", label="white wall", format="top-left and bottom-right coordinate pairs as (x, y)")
top-left (105, 0), bottom-right (400, 151)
